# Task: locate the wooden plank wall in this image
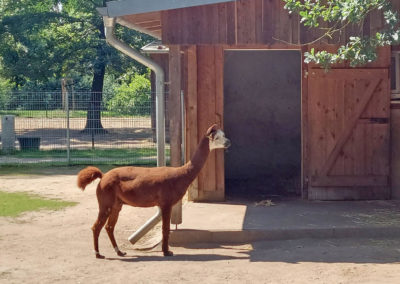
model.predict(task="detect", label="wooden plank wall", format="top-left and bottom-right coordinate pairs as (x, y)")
top-left (183, 45), bottom-right (225, 201)
top-left (179, 44), bottom-right (391, 201)
top-left (306, 49), bottom-right (391, 200)
top-left (161, 0), bottom-right (399, 45)
top-left (158, 0), bottom-right (398, 201)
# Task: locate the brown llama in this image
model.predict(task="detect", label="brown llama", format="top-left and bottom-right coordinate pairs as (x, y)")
top-left (77, 124), bottom-right (230, 258)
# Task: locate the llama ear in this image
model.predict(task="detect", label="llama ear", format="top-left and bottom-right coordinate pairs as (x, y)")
top-left (206, 124), bottom-right (218, 137)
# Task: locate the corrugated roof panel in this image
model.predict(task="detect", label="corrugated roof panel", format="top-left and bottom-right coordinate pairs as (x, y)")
top-left (100, 0), bottom-right (237, 17)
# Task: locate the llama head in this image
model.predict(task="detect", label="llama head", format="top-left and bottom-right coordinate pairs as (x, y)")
top-left (206, 124), bottom-right (231, 151)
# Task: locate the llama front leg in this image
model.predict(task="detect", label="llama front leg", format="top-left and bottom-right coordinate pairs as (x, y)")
top-left (105, 201), bottom-right (126, 257)
top-left (161, 206), bottom-right (173, 256)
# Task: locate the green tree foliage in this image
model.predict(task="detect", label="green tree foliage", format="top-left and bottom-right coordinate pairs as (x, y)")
top-left (283, 0), bottom-right (400, 69)
top-left (0, 0), bottom-right (154, 88)
top-left (0, 0), bottom-right (155, 131)
top-left (107, 73), bottom-right (151, 116)
top-left (0, 77), bottom-right (12, 108)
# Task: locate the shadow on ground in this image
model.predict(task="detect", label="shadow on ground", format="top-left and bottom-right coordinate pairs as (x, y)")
top-left (168, 237), bottom-right (400, 264)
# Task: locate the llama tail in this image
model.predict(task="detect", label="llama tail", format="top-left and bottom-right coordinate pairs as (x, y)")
top-left (77, 166), bottom-right (103, 191)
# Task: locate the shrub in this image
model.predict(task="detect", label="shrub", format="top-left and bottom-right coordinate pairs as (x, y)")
top-left (107, 74), bottom-right (151, 116)
top-left (0, 78), bottom-right (12, 109)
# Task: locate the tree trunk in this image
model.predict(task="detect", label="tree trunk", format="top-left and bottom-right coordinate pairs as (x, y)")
top-left (83, 6), bottom-right (107, 135)
top-left (82, 62), bottom-right (107, 134)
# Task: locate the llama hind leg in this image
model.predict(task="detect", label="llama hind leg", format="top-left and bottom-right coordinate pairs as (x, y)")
top-left (92, 209), bottom-right (110, 259)
top-left (161, 206), bottom-right (173, 256)
top-left (105, 201), bottom-right (126, 257)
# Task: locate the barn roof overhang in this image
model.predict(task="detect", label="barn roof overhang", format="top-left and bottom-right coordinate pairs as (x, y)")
top-left (97, 0), bottom-right (237, 39)
top-left (97, 0), bottom-right (236, 17)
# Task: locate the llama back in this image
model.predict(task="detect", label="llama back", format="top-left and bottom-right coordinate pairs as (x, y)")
top-left (77, 166), bottom-right (103, 190)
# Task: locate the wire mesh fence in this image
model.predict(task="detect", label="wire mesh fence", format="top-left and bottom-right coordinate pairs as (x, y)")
top-left (0, 91), bottom-right (169, 166)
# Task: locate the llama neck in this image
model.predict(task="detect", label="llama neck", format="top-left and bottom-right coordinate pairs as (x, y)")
top-left (184, 136), bottom-right (210, 181)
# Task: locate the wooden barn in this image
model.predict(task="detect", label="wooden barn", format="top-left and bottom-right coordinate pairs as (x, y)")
top-left (99, 0), bottom-right (400, 201)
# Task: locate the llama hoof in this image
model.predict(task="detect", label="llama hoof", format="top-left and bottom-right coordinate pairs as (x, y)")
top-left (95, 253), bottom-right (105, 259)
top-left (163, 251), bottom-right (174, 257)
top-left (117, 250), bottom-right (127, 257)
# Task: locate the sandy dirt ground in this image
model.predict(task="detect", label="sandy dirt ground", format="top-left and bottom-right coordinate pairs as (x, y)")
top-left (1, 169), bottom-right (400, 284)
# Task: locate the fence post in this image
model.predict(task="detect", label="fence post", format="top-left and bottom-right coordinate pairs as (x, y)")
top-left (1, 115), bottom-right (16, 153)
top-left (66, 90), bottom-right (71, 164)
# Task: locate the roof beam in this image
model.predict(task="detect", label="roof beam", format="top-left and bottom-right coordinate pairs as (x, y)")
top-left (121, 12), bottom-right (161, 25)
top-left (116, 17), bottom-right (161, 39)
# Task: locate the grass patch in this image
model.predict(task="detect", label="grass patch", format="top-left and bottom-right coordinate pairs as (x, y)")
top-left (0, 148), bottom-right (160, 159)
top-left (0, 110), bottom-right (150, 118)
top-left (0, 148), bottom-right (169, 166)
top-left (0, 165), bottom-right (115, 176)
top-left (0, 191), bottom-right (77, 217)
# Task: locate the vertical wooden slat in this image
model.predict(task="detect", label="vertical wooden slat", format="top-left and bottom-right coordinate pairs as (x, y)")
top-left (200, 5), bottom-right (218, 43)
top-left (371, 124), bottom-right (390, 176)
top-left (370, 8), bottom-right (384, 37)
top-left (273, 0), bottom-right (281, 43)
top-left (301, 46), bottom-right (309, 197)
top-left (278, 0), bottom-right (291, 43)
top-left (262, 0), bottom-right (277, 43)
top-left (168, 46), bottom-right (182, 167)
top-left (343, 79), bottom-right (358, 176)
top-left (365, 123), bottom-right (374, 175)
top-left (161, 10), bottom-right (169, 43)
top-left (162, 9), bottom-right (180, 44)
top-left (338, 79), bottom-right (346, 174)
top-left (363, 14), bottom-right (371, 38)
top-left (254, 0), bottom-right (263, 43)
top-left (236, 0), bottom-right (256, 44)
top-left (331, 79), bottom-right (345, 175)
top-left (291, 12), bottom-right (300, 44)
top-left (218, 3), bottom-right (228, 43)
top-left (299, 17), bottom-right (311, 44)
top-left (308, 70), bottom-right (326, 177)
top-left (181, 7), bottom-right (191, 44)
top-left (353, 122), bottom-right (366, 176)
top-left (190, 7), bottom-right (202, 44)
top-left (169, 45), bottom-right (183, 225)
top-left (226, 2), bottom-right (236, 44)
top-left (325, 77), bottom-right (338, 173)
top-left (215, 46), bottom-right (225, 195)
top-left (185, 45), bottom-right (199, 200)
top-left (197, 46), bottom-right (217, 193)
top-left (363, 69), bottom-right (389, 118)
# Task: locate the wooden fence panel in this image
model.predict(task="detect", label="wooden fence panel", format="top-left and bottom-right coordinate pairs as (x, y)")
top-left (182, 45), bottom-right (225, 201)
top-left (307, 68), bottom-right (390, 200)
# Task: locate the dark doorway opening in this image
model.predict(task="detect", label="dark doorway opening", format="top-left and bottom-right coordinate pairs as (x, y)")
top-left (224, 50), bottom-right (301, 200)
